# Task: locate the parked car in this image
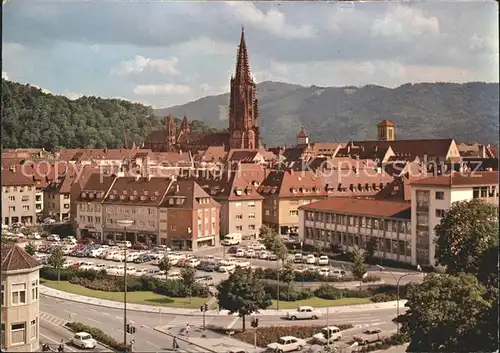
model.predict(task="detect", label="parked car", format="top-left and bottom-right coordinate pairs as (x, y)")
top-left (245, 249), bottom-right (256, 258)
top-left (317, 255), bottom-right (329, 266)
top-left (312, 326), bottom-right (342, 345)
top-left (293, 253), bottom-right (303, 263)
top-left (71, 332), bottom-right (97, 349)
top-left (235, 248), bottom-right (246, 258)
top-left (47, 234), bottom-right (60, 242)
top-left (286, 306), bottom-right (321, 320)
top-left (304, 254), bottom-right (316, 264)
top-left (267, 336), bottom-right (306, 352)
top-left (133, 242), bottom-right (148, 250)
top-left (353, 329), bottom-right (392, 345)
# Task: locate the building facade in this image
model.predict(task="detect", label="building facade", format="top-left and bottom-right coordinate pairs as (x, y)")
top-left (298, 198), bottom-right (412, 263)
top-left (1, 245), bottom-right (41, 352)
top-left (410, 171), bottom-right (499, 267)
top-left (1, 169), bottom-right (37, 226)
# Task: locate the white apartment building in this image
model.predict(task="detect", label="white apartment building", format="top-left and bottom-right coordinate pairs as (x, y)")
top-left (1, 245), bottom-right (42, 352)
top-left (410, 171), bottom-right (499, 267)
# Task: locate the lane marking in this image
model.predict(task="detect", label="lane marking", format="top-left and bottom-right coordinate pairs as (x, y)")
top-left (141, 324), bottom-right (150, 329)
top-left (145, 340), bottom-right (161, 349)
top-left (102, 312), bottom-right (110, 316)
top-left (115, 316), bottom-right (122, 320)
top-left (87, 318), bottom-right (101, 324)
top-left (226, 317), bottom-right (239, 329)
top-left (40, 333), bottom-right (76, 352)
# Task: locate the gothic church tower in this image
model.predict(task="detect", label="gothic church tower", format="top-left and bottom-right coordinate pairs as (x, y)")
top-left (228, 28), bottom-right (260, 150)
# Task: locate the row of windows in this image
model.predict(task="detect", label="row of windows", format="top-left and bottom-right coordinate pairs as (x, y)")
top-left (304, 229), bottom-right (411, 257)
top-left (305, 212), bottom-right (410, 233)
top-left (235, 225), bottom-right (256, 231)
top-left (80, 216), bottom-right (101, 223)
top-left (234, 201), bottom-right (256, 207)
top-left (7, 196), bottom-right (31, 202)
top-left (106, 207), bottom-right (155, 215)
top-left (7, 206), bottom-right (31, 212)
top-left (3, 186), bottom-right (34, 192)
top-left (79, 204), bottom-right (102, 212)
top-left (1, 280), bottom-right (39, 307)
top-left (235, 213), bottom-right (256, 220)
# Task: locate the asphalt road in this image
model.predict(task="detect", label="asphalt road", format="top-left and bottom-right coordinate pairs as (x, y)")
top-left (40, 294), bottom-right (403, 351)
top-left (40, 318), bottom-right (111, 352)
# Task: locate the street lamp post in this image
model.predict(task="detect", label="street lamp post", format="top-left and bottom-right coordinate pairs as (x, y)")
top-left (376, 264), bottom-right (422, 335)
top-left (117, 219), bottom-right (134, 349)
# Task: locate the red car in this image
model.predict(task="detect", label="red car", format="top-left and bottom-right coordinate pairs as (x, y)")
top-left (133, 242), bottom-right (148, 250)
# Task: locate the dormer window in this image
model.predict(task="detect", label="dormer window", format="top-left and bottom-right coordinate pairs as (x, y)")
top-left (109, 195), bottom-right (116, 200)
top-left (245, 187), bottom-right (253, 195)
top-left (235, 189), bottom-right (242, 196)
top-left (154, 191), bottom-right (160, 196)
top-left (140, 195), bottom-right (147, 201)
top-left (112, 190), bottom-right (118, 194)
top-left (81, 192), bottom-right (87, 198)
top-left (144, 191), bottom-right (149, 196)
top-left (291, 188), bottom-right (297, 193)
top-left (133, 190), bottom-right (138, 195)
top-left (350, 184), bottom-right (355, 191)
top-left (252, 181), bottom-right (260, 187)
top-left (123, 190), bottom-right (128, 195)
top-left (97, 192), bottom-right (102, 198)
top-left (151, 196), bottom-right (157, 201)
top-left (169, 198), bottom-right (174, 205)
top-left (89, 193), bottom-right (95, 199)
top-left (129, 195), bottom-right (135, 201)
top-left (120, 195), bottom-right (126, 200)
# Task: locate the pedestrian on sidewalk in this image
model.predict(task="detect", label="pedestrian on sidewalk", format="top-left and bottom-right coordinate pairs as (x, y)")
top-left (172, 336), bottom-right (179, 351)
top-left (57, 339), bottom-right (65, 352)
top-left (185, 323), bottom-right (190, 338)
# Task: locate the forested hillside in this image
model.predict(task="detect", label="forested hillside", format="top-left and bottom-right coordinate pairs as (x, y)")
top-left (1, 79), bottom-right (215, 150)
top-left (156, 81), bottom-right (499, 146)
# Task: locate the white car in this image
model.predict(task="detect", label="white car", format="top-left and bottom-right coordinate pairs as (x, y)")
top-left (71, 332), bottom-right (97, 349)
top-left (259, 251), bottom-right (269, 260)
top-left (47, 234), bottom-right (60, 242)
top-left (317, 256), bottom-right (329, 266)
top-left (267, 336), bottom-right (306, 352)
top-left (286, 306), bottom-right (322, 320)
top-left (218, 262), bottom-right (235, 273)
top-left (187, 258), bottom-right (201, 268)
top-left (234, 260), bottom-right (250, 268)
top-left (28, 232), bottom-right (42, 240)
top-left (245, 249), bottom-right (256, 258)
top-left (235, 248), bottom-right (246, 258)
top-left (313, 326), bottom-right (342, 345)
top-left (317, 268), bottom-right (330, 277)
top-left (304, 254), bottom-right (316, 264)
top-left (167, 272), bottom-right (181, 280)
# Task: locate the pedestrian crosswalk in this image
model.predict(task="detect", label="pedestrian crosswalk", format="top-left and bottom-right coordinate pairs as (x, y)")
top-left (40, 312), bottom-right (68, 327)
top-left (162, 315), bottom-right (216, 328)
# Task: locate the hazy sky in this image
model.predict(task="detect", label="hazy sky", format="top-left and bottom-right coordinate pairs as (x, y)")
top-left (3, 1), bottom-right (498, 108)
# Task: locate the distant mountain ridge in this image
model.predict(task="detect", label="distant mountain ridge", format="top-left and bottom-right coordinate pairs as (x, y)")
top-left (155, 81), bottom-right (500, 146)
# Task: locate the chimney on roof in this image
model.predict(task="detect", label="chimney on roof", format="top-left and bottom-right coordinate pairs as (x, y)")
top-left (374, 145), bottom-right (378, 153)
top-left (175, 184), bottom-right (180, 194)
top-left (180, 150), bottom-right (183, 155)
top-left (147, 174), bottom-right (152, 181)
top-left (135, 174), bottom-right (140, 181)
top-left (9, 165), bottom-right (16, 173)
top-left (289, 169), bottom-right (294, 175)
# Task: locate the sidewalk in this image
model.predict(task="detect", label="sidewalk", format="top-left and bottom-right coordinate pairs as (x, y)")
top-left (40, 285), bottom-right (407, 317)
top-left (154, 324), bottom-right (260, 353)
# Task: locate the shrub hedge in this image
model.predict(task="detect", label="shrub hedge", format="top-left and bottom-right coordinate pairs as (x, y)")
top-left (41, 267), bottom-right (209, 298)
top-left (209, 324), bottom-right (354, 348)
top-left (65, 322), bottom-right (129, 352)
top-left (253, 267), bottom-right (381, 283)
top-left (356, 333), bottom-right (410, 352)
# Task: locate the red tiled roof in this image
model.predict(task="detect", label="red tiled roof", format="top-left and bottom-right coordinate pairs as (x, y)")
top-left (103, 176), bottom-right (174, 206)
top-left (77, 174), bottom-right (117, 202)
top-left (297, 126), bottom-right (309, 138)
top-left (377, 119), bottom-right (394, 127)
top-left (351, 139), bottom-right (454, 159)
top-left (410, 171), bottom-right (499, 187)
top-left (1, 169), bottom-right (35, 186)
top-left (1, 245), bottom-right (41, 272)
top-left (259, 170), bottom-right (328, 198)
top-left (299, 197), bottom-right (411, 219)
top-left (160, 180), bottom-right (220, 209)
top-left (198, 146), bottom-right (227, 162)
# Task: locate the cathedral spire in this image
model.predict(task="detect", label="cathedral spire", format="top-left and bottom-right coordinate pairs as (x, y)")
top-left (235, 26), bottom-right (251, 82)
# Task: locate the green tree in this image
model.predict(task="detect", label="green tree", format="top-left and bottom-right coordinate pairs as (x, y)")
top-left (398, 273), bottom-right (495, 352)
top-left (365, 237), bottom-right (378, 261)
top-left (217, 267), bottom-right (272, 331)
top-left (48, 246), bottom-right (66, 282)
top-left (434, 200), bottom-right (498, 276)
top-left (350, 247), bottom-right (367, 289)
top-left (157, 255), bottom-right (172, 281)
top-left (180, 266), bottom-right (196, 302)
top-left (280, 261), bottom-right (296, 300)
top-left (259, 225), bottom-right (287, 260)
top-left (24, 242), bottom-right (37, 256)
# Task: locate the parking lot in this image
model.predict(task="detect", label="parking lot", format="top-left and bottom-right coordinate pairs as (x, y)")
top-left (33, 238), bottom-right (351, 285)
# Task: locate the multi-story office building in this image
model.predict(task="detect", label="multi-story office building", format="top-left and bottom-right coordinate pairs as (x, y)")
top-left (298, 198), bottom-right (412, 263)
top-left (1, 245), bottom-right (42, 352)
top-left (410, 171), bottom-right (499, 267)
top-left (1, 169), bottom-right (37, 226)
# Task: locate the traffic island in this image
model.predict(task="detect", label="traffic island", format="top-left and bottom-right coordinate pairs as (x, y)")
top-left (208, 323), bottom-right (354, 348)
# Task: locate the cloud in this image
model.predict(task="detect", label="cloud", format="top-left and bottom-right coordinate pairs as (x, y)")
top-left (64, 91), bottom-right (84, 100)
top-left (2, 71), bottom-right (8, 80)
top-left (224, 2), bottom-right (315, 39)
top-left (133, 83), bottom-right (191, 96)
top-left (370, 5), bottom-right (439, 41)
top-left (112, 55), bottom-right (179, 76)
